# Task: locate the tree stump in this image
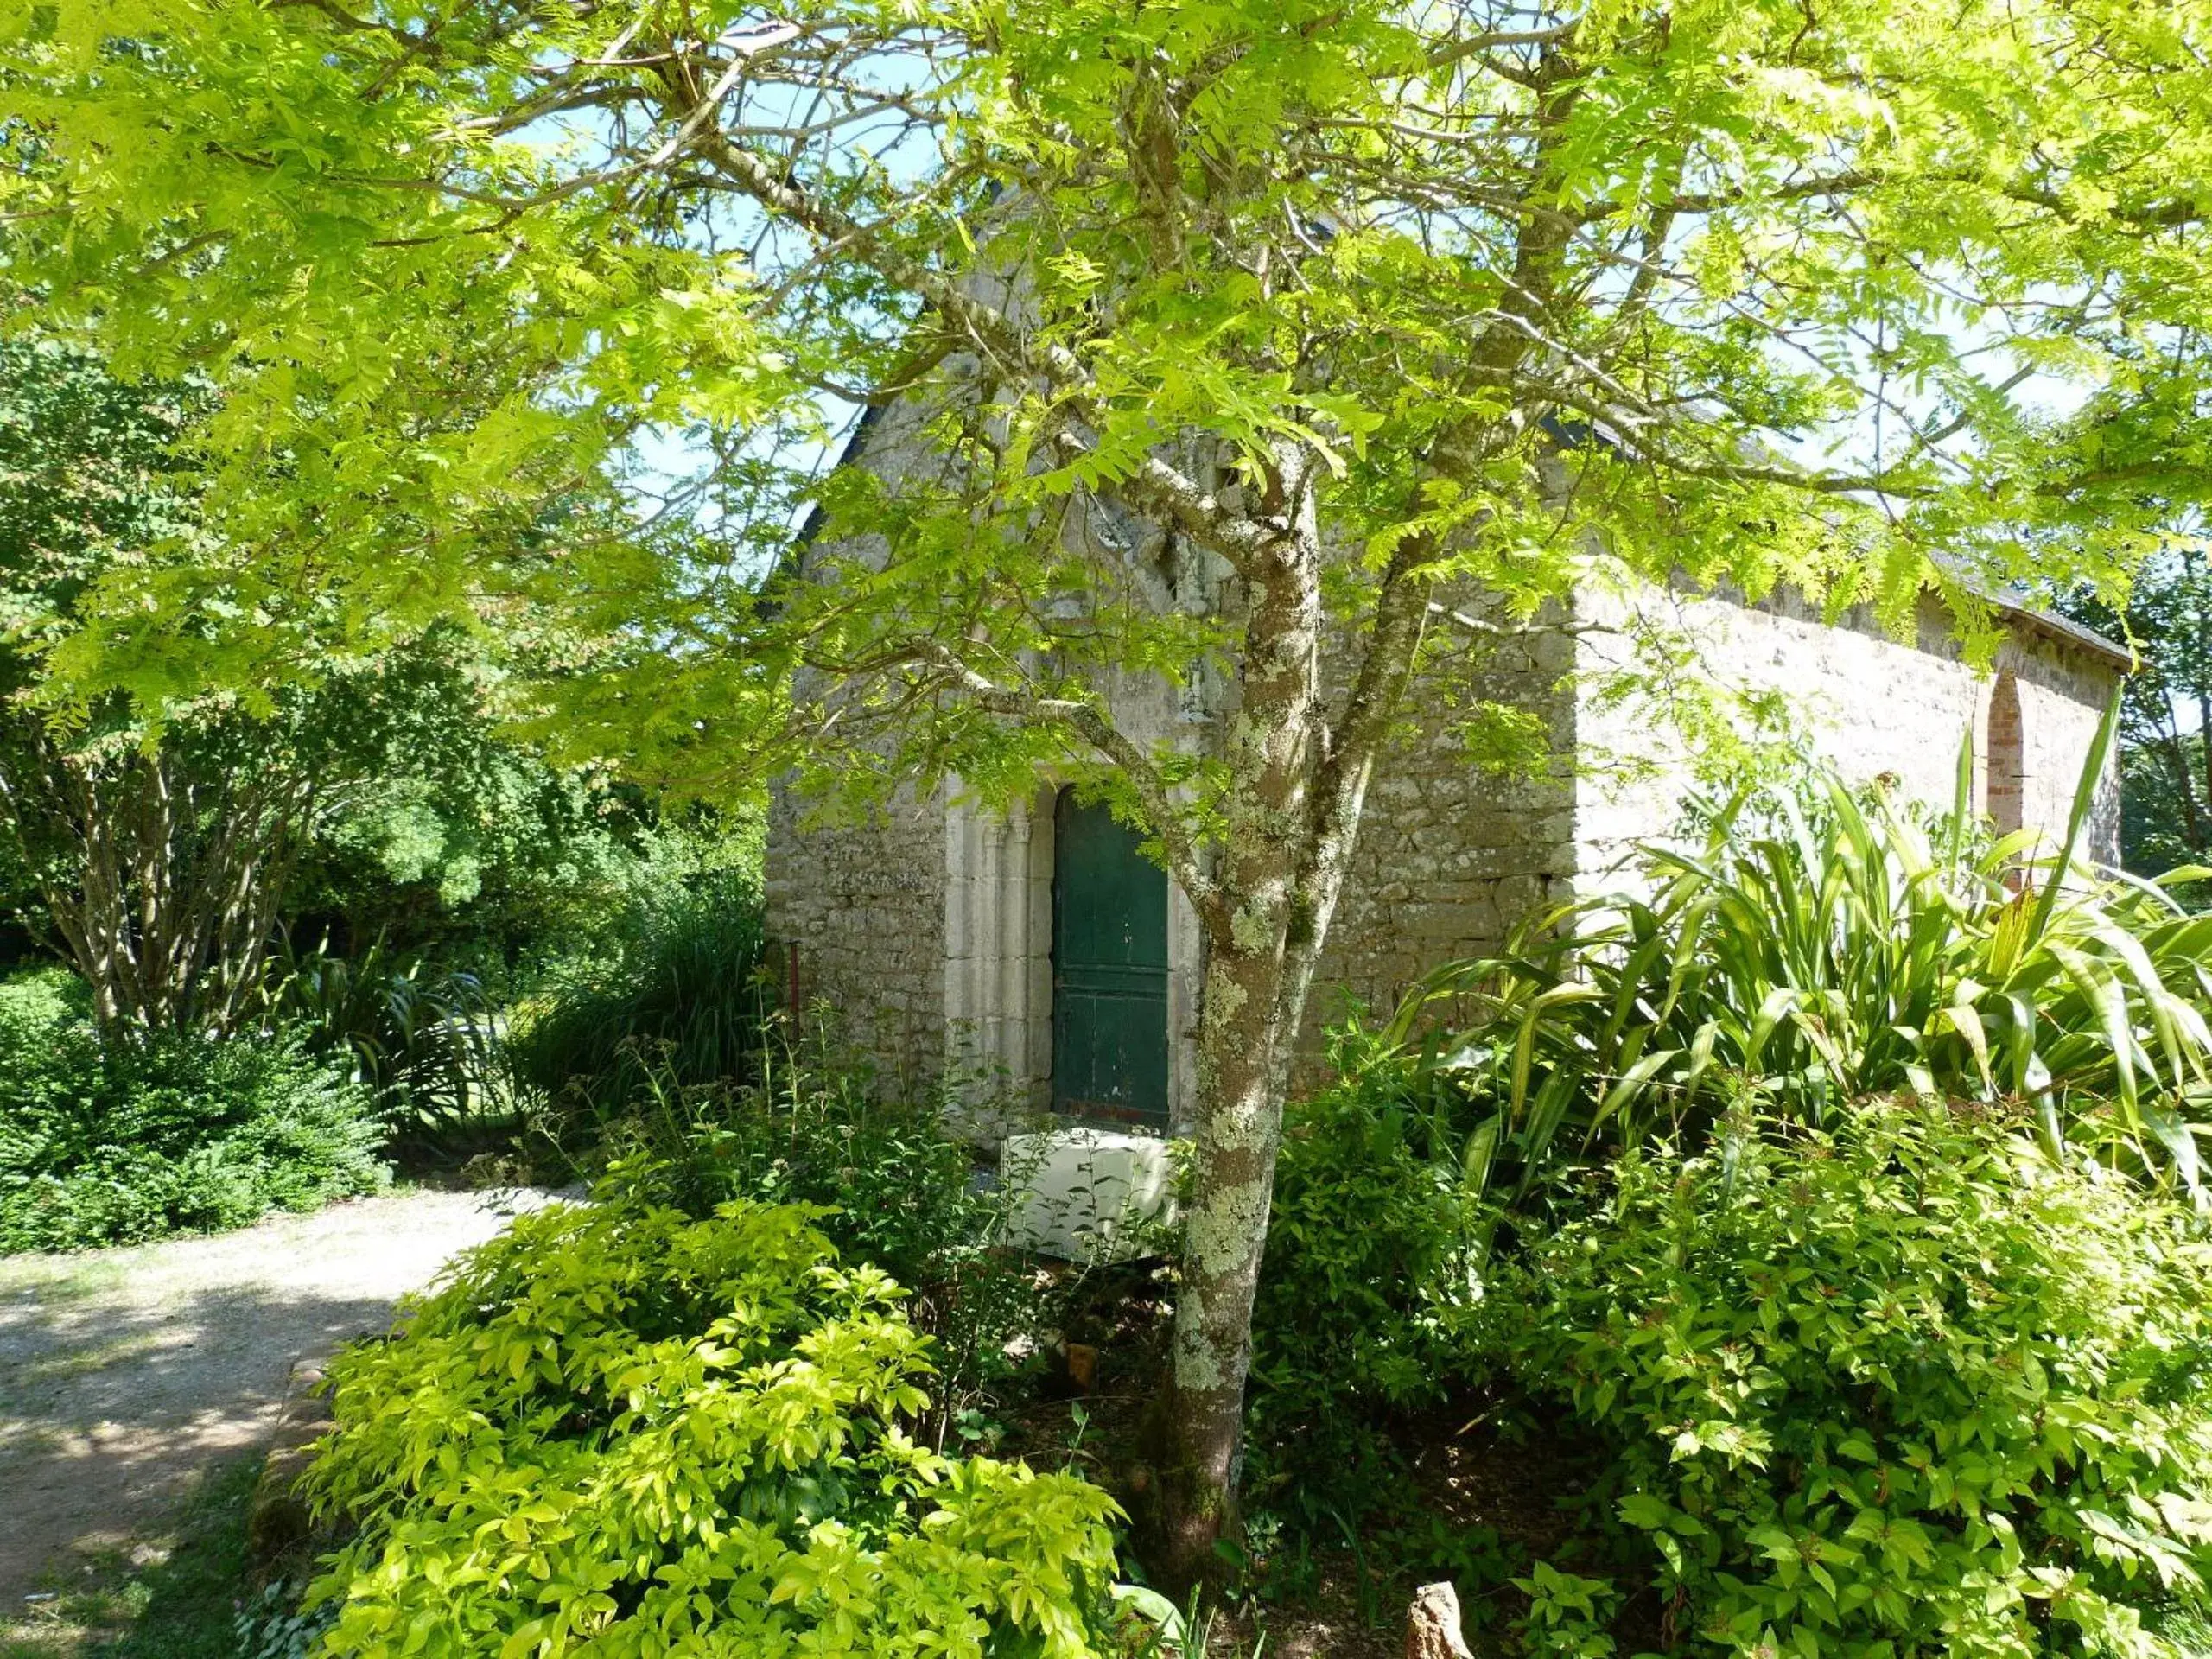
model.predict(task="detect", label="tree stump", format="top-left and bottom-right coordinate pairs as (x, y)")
top-left (1406, 1580), bottom-right (1475, 1659)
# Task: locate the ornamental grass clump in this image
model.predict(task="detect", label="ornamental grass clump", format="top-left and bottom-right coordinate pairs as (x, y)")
top-left (264, 930), bottom-right (505, 1128)
top-left (298, 1193), bottom-right (1126, 1656)
top-left (504, 878), bottom-right (768, 1122)
top-left (1484, 1103), bottom-right (2212, 1657)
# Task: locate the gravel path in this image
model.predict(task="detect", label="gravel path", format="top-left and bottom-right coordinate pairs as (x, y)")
top-left (0, 1188), bottom-right (552, 1608)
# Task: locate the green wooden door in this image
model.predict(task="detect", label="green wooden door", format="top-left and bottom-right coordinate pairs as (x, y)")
top-left (1052, 791), bottom-right (1170, 1128)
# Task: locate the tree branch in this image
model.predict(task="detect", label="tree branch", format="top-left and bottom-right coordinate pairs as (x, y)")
top-left (1427, 18), bottom-right (1584, 70)
top-left (911, 642), bottom-right (1220, 915)
top-left (680, 96), bottom-right (1281, 568)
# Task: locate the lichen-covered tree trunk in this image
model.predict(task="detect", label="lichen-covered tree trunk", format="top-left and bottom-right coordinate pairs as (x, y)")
top-left (1160, 943), bottom-right (1300, 1573)
top-left (1155, 451), bottom-right (1427, 1584)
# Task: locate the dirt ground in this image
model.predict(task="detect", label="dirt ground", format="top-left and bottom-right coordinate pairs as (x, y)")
top-left (0, 1188), bottom-right (552, 1611)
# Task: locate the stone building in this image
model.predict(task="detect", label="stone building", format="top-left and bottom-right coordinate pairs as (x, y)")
top-left (766, 423), bottom-right (2129, 1138)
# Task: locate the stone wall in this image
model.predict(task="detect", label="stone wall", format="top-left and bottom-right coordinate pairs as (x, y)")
top-left (2009, 629), bottom-right (2122, 855)
top-left (1569, 582), bottom-right (2125, 886)
top-left (1302, 603), bottom-right (1581, 1039)
top-left (763, 779), bottom-right (949, 1095)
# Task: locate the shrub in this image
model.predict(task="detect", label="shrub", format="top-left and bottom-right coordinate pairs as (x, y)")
top-left (265, 930), bottom-right (504, 1128)
top-left (580, 1041), bottom-right (1065, 1433)
top-left (505, 876), bottom-right (766, 1119)
top-left (1482, 1103), bottom-right (2212, 1656)
top-left (1391, 764), bottom-right (2212, 1202)
top-left (0, 971), bottom-right (388, 1253)
top-left (0, 963), bottom-right (89, 1033)
top-left (1246, 1025), bottom-right (1490, 1521)
top-left (298, 1192), bottom-right (1127, 1656)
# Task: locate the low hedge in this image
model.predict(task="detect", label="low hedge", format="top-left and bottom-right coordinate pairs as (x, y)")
top-left (297, 1192), bottom-right (1128, 1656)
top-left (0, 970), bottom-right (387, 1253)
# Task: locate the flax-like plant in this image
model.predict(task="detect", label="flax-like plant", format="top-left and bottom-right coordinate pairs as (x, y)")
top-left (266, 931), bottom-right (504, 1127)
top-left (503, 880), bottom-right (767, 1122)
top-left (1391, 706), bottom-right (2212, 1199)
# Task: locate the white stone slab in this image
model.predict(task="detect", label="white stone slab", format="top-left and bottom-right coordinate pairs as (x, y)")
top-left (1001, 1126), bottom-right (1177, 1263)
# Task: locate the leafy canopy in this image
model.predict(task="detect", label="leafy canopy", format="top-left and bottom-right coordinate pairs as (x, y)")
top-left (3, 1), bottom-right (2211, 812)
top-left (0, 334), bottom-right (710, 1042)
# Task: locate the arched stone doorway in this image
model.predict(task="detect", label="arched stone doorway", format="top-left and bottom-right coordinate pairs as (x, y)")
top-left (1986, 671), bottom-right (2025, 836)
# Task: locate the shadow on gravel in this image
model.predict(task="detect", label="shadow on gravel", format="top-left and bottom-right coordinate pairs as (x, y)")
top-left (0, 1190), bottom-right (544, 1613)
top-left (0, 1278), bottom-right (397, 1608)
top-left (0, 1452), bottom-right (264, 1659)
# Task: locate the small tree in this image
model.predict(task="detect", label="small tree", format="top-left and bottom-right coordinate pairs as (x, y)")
top-left (11, 0), bottom-right (2212, 1574)
top-left (0, 663), bottom-right (506, 1035)
top-left (0, 709), bottom-right (310, 1032)
top-left (0, 337), bottom-right (619, 1029)
top-left (0, 335), bottom-right (297, 1028)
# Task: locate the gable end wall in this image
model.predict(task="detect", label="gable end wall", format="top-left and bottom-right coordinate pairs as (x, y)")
top-left (1570, 582), bottom-right (2124, 886)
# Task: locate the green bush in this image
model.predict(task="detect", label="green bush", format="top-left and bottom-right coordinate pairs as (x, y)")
top-left (1391, 764), bottom-right (2212, 1203)
top-left (1483, 1104), bottom-right (2212, 1657)
top-left (298, 1192), bottom-right (1126, 1656)
top-left (1247, 1025), bottom-right (1490, 1521)
top-left (579, 1041), bottom-right (1065, 1433)
top-left (266, 930), bottom-right (504, 1128)
top-left (505, 876), bottom-right (766, 1119)
top-left (0, 962), bottom-right (89, 1033)
top-left (0, 969), bottom-right (388, 1253)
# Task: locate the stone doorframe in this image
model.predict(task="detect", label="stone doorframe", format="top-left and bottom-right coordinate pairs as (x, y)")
top-left (942, 780), bottom-right (1202, 1142)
